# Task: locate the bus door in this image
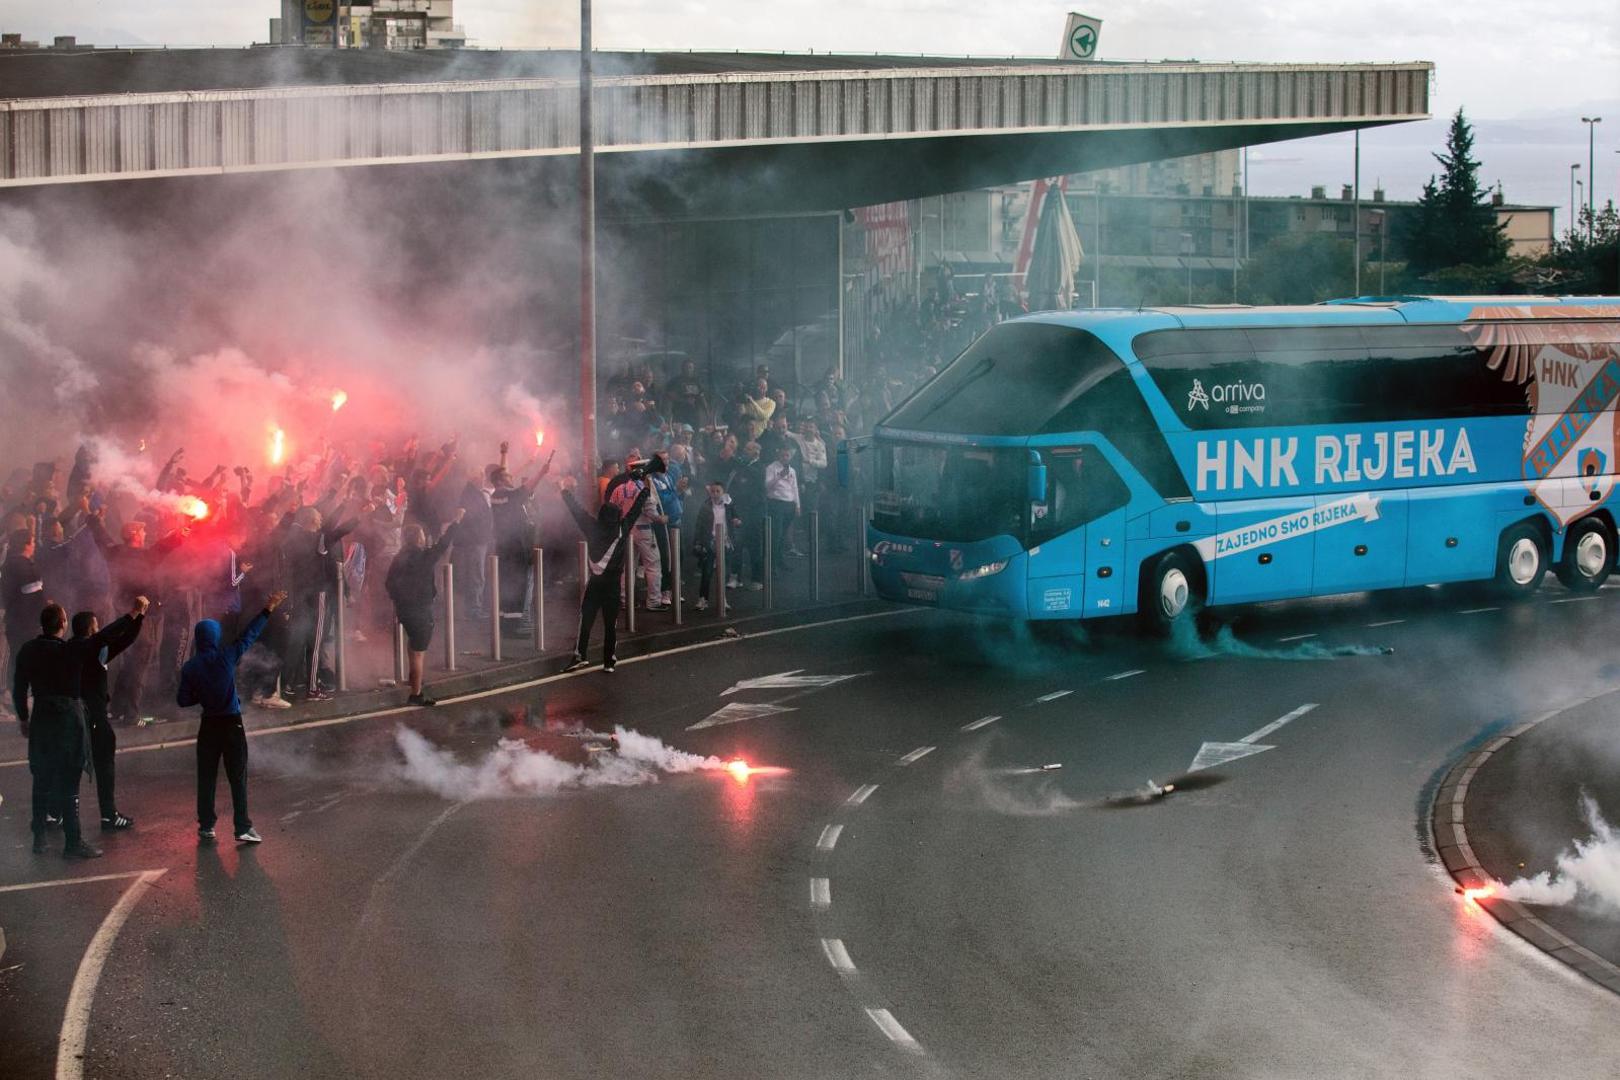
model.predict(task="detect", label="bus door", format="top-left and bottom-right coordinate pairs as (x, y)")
top-left (1312, 489), bottom-right (1408, 595)
top-left (1028, 446), bottom-right (1132, 617)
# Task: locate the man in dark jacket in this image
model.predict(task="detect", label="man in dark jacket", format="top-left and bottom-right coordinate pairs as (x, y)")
top-left (87, 513), bottom-right (185, 724)
top-left (177, 590), bottom-right (287, 844)
top-left (453, 468), bottom-right (496, 620)
top-left (386, 510), bottom-right (464, 706)
top-left (3, 528), bottom-right (46, 681)
top-left (560, 475), bottom-right (650, 673)
top-left (14, 596), bottom-right (148, 857)
top-left (71, 609), bottom-right (146, 830)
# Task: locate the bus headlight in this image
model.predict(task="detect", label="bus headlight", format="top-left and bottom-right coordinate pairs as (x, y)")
top-left (959, 559), bottom-right (1009, 581)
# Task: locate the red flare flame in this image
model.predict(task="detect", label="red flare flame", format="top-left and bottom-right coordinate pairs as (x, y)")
top-left (179, 496), bottom-right (210, 521)
top-left (270, 428), bottom-right (286, 465)
top-left (331, 390), bottom-right (348, 413)
top-left (1461, 886), bottom-right (1495, 905)
top-left (535, 429), bottom-right (546, 448)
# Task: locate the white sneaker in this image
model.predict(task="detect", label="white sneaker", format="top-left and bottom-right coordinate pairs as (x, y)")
top-left (748, 582), bottom-right (764, 592)
top-left (726, 576), bottom-right (739, 589)
top-left (255, 695), bottom-right (293, 710)
top-left (694, 598), bottom-right (710, 611)
top-left (659, 593), bottom-right (672, 605)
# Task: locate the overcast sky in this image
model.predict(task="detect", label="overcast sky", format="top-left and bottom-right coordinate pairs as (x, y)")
top-left (3, 2), bottom-right (1617, 216)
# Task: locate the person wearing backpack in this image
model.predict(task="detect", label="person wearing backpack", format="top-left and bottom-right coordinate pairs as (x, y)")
top-left (559, 474), bottom-right (650, 673)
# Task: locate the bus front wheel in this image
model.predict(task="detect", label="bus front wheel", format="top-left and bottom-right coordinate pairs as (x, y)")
top-left (1142, 550), bottom-right (1204, 634)
top-left (1495, 523), bottom-right (1548, 599)
top-left (1555, 517), bottom-right (1613, 593)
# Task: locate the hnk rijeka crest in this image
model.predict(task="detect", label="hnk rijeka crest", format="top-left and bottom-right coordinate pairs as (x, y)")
top-left (1465, 306), bottom-right (1620, 525)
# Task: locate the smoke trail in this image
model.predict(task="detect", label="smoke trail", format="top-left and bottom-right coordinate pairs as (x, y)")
top-left (1168, 618), bottom-right (1391, 661)
top-left (1499, 793), bottom-right (1620, 915)
top-left (944, 745), bottom-right (1080, 817)
top-left (390, 724), bottom-right (728, 801)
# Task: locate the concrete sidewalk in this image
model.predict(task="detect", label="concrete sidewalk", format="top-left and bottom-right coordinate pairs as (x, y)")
top-left (1441, 689), bottom-right (1620, 993)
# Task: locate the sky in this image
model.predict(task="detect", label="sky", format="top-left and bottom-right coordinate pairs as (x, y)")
top-left (2, 2), bottom-right (1617, 221)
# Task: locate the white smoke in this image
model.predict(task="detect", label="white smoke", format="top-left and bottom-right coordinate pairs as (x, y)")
top-left (1499, 794), bottom-right (1620, 915)
top-left (944, 745), bottom-right (1080, 817)
top-left (390, 724), bottom-right (729, 800)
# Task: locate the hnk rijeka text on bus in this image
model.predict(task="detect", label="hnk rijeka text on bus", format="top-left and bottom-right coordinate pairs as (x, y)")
top-left (1195, 428), bottom-right (1478, 493)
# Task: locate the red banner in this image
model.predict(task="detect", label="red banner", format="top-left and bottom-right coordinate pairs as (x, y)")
top-left (855, 202), bottom-right (913, 278)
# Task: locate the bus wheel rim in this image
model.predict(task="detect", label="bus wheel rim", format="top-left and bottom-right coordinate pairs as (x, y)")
top-left (1160, 568), bottom-right (1190, 618)
top-left (1508, 537), bottom-right (1540, 585)
top-left (1576, 531), bottom-right (1608, 579)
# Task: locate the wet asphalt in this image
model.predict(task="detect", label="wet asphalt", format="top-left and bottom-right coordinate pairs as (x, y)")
top-left (2, 582), bottom-right (1619, 1079)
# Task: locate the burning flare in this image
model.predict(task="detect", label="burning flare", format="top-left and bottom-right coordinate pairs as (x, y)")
top-left (535, 429), bottom-right (546, 448)
top-left (270, 428), bottom-right (286, 465)
top-left (331, 390), bottom-right (348, 413)
top-left (178, 496), bottom-right (210, 521)
top-left (1459, 885), bottom-right (1496, 905)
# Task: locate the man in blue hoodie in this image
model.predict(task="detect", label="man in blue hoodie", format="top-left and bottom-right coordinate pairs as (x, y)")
top-left (177, 589), bottom-right (287, 843)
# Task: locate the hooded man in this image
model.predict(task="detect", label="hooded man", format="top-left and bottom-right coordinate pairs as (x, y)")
top-left (177, 590), bottom-right (288, 844)
top-left (386, 509), bottom-right (465, 706)
top-left (13, 596), bottom-right (148, 858)
top-left (559, 474), bottom-right (650, 673)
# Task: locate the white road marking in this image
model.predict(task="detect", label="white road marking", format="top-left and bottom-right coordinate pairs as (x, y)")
top-left (1187, 704), bottom-right (1319, 773)
top-left (864, 1007), bottom-right (922, 1051)
top-left (1365, 619), bottom-right (1406, 628)
top-left (1276, 633), bottom-right (1317, 643)
top-left (1458, 606), bottom-right (1499, 615)
top-left (960, 715), bottom-right (1000, 732)
top-left (721, 670), bottom-right (867, 695)
top-left (896, 746), bottom-right (935, 766)
top-left (845, 784), bottom-right (879, 806)
top-left (687, 702), bottom-right (797, 730)
top-left (810, 878), bottom-right (832, 909)
top-left (1549, 596), bottom-right (1600, 604)
top-left (0, 608), bottom-right (918, 770)
top-left (1034, 690), bottom-right (1073, 703)
top-left (816, 825), bottom-right (844, 852)
top-left (821, 937), bottom-right (857, 974)
top-left (0, 870), bottom-right (161, 894)
top-left (1105, 669), bottom-right (1145, 681)
top-left (56, 869), bottom-right (166, 1080)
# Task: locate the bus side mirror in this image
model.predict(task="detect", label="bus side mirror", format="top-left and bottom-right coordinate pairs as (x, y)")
top-left (1028, 463), bottom-right (1048, 504)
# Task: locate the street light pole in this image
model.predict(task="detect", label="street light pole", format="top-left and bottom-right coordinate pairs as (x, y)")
top-left (1353, 130), bottom-right (1361, 296)
top-left (1582, 117), bottom-right (1603, 241)
top-left (579, 0), bottom-right (598, 493)
top-left (1180, 231), bottom-right (1193, 304)
top-left (1370, 209), bottom-right (1386, 295)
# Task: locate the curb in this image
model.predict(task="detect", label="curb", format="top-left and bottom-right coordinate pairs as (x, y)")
top-left (1430, 717), bottom-right (1620, 997)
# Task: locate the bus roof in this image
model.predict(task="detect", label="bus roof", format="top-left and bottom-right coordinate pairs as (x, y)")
top-left (1022, 295), bottom-right (1620, 336)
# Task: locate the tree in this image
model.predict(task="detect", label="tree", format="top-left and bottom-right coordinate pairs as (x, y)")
top-left (1396, 109), bottom-right (1510, 276)
top-left (1239, 233), bottom-right (1360, 304)
top-left (1533, 204), bottom-right (1620, 294)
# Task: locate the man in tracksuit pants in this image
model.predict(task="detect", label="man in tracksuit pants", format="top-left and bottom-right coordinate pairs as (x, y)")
top-left (13, 597), bottom-right (149, 858)
top-left (70, 609), bottom-right (147, 831)
top-left (560, 475), bottom-right (650, 673)
top-left (177, 590), bottom-right (287, 843)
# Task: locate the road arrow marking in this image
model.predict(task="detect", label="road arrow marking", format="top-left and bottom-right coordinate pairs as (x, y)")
top-left (687, 702), bottom-right (796, 730)
top-left (721, 670), bottom-right (868, 695)
top-left (1188, 704), bottom-right (1318, 773)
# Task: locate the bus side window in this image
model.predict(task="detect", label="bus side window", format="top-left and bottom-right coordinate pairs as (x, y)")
top-left (1046, 447), bottom-right (1130, 535)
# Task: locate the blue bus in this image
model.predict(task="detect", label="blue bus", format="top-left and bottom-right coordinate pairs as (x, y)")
top-left (865, 297), bottom-right (1620, 629)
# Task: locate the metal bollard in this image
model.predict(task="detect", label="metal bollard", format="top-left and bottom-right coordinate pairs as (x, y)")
top-left (394, 622), bottom-right (407, 683)
top-left (307, 591), bottom-right (328, 694)
top-left (441, 562), bottom-right (457, 671)
top-left (334, 572), bottom-right (348, 692)
top-left (578, 540), bottom-right (589, 603)
top-left (625, 534), bottom-right (637, 634)
top-left (856, 500), bottom-right (869, 596)
top-left (486, 552), bottom-right (502, 662)
top-left (671, 526), bottom-right (683, 626)
top-left (763, 516), bottom-right (774, 610)
top-left (714, 522), bottom-right (728, 619)
top-left (809, 511), bottom-right (820, 603)
top-left (533, 547), bottom-right (546, 652)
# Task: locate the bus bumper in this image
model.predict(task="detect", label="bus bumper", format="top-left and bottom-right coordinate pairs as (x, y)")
top-left (866, 527), bottom-right (1029, 617)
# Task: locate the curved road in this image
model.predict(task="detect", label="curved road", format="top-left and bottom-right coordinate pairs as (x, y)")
top-left (3, 585), bottom-right (1618, 1078)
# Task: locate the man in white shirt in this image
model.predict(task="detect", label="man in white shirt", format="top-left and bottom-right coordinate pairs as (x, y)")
top-left (762, 446), bottom-right (800, 573)
top-left (787, 421), bottom-right (828, 557)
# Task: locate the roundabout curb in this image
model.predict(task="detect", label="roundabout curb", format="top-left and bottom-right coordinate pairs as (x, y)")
top-left (1430, 710), bottom-right (1620, 996)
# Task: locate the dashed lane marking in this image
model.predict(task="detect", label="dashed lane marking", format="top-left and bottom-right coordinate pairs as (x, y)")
top-left (1549, 596), bottom-right (1601, 604)
top-left (896, 746), bottom-right (935, 766)
top-left (845, 784), bottom-right (879, 807)
top-left (1034, 690), bottom-right (1073, 703)
top-left (56, 869), bottom-right (167, 1080)
top-left (810, 878), bottom-right (831, 909)
top-left (1276, 633), bottom-right (1317, 643)
top-left (1365, 619), bottom-right (1406, 628)
top-left (1458, 606), bottom-right (1499, 615)
top-left (821, 938), bottom-right (857, 974)
top-left (1105, 669), bottom-right (1145, 681)
top-left (864, 1007), bottom-right (922, 1052)
top-left (960, 715), bottom-right (1000, 732)
top-left (816, 825), bottom-right (843, 852)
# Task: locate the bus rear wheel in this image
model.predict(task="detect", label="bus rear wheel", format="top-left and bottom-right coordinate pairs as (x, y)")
top-left (1141, 550), bottom-right (1203, 635)
top-left (1494, 523), bottom-right (1548, 600)
top-left (1555, 517), bottom-right (1613, 592)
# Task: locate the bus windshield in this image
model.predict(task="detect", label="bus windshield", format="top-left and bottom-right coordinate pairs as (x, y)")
top-left (873, 442), bottom-right (1027, 543)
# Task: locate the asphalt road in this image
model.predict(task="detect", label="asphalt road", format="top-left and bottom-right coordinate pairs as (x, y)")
top-left (3, 583), bottom-right (1619, 1079)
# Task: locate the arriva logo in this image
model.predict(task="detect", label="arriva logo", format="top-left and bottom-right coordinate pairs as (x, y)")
top-left (1189, 378), bottom-right (1267, 415)
top-left (1188, 379), bottom-right (1210, 411)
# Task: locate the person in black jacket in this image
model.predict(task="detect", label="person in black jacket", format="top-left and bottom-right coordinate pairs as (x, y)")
top-left (14, 596), bottom-right (148, 858)
top-left (560, 474), bottom-right (650, 673)
top-left (386, 509), bottom-right (465, 706)
top-left (3, 528), bottom-right (46, 682)
top-left (70, 609), bottom-right (146, 830)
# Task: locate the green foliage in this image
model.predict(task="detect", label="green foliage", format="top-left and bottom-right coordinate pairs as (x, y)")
top-left (1239, 233), bottom-right (1358, 304)
top-left (1534, 205), bottom-right (1620, 294)
top-left (1395, 109), bottom-right (1510, 276)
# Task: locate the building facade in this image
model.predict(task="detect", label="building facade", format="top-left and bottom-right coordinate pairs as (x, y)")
top-left (273, 1), bottom-right (466, 48)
